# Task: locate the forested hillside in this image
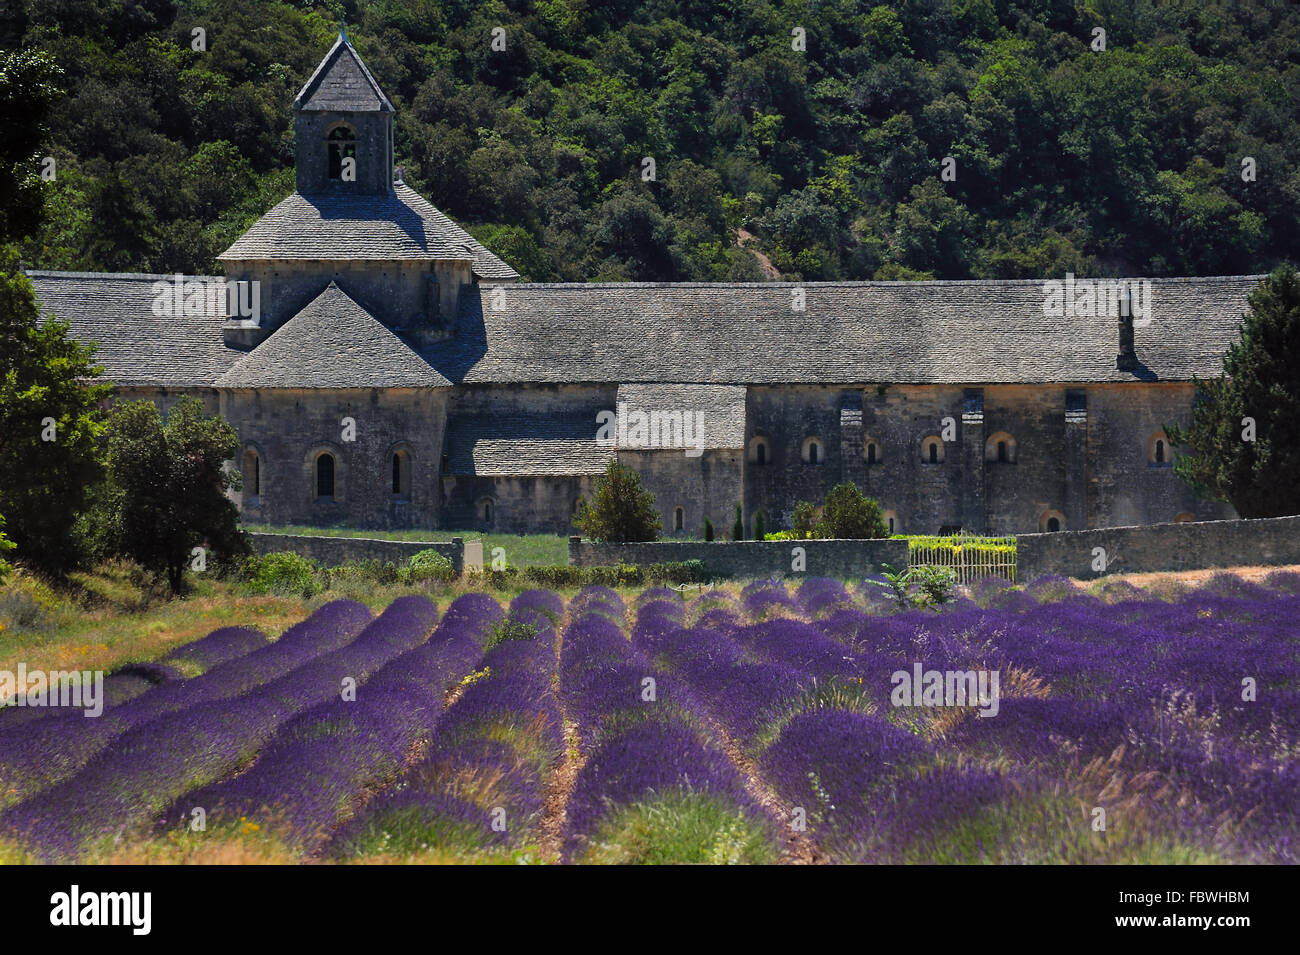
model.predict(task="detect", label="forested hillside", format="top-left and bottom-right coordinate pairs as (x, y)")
top-left (8, 0), bottom-right (1300, 282)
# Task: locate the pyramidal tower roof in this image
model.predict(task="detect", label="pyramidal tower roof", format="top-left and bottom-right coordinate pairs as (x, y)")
top-left (293, 28), bottom-right (394, 113)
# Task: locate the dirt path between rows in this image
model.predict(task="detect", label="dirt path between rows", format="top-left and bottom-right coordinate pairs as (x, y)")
top-left (535, 610), bottom-right (585, 863)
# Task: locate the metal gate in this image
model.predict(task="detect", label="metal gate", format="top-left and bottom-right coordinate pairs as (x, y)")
top-left (907, 535), bottom-right (1017, 584)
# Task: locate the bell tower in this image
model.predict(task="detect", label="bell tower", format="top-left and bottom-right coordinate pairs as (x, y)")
top-left (293, 27), bottom-right (395, 196)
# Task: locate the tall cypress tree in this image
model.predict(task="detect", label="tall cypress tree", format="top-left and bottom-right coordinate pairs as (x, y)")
top-left (1167, 266), bottom-right (1300, 518)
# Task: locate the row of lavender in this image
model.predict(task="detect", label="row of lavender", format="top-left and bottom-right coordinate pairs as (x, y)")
top-left (559, 586), bottom-right (777, 862)
top-left (0, 596), bottom-right (459, 860)
top-left (329, 590), bottom-right (564, 858)
top-left (720, 575), bottom-right (1300, 862)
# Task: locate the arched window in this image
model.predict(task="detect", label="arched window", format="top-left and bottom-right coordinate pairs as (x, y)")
top-left (327, 125), bottom-right (357, 180)
top-left (674, 507), bottom-right (684, 531)
top-left (1039, 509), bottom-right (1066, 533)
top-left (921, 436), bottom-right (945, 464)
top-left (801, 437), bottom-right (823, 465)
top-left (748, 437), bottom-right (769, 465)
top-left (1147, 431), bottom-right (1172, 467)
top-left (984, 431), bottom-right (1017, 464)
top-left (241, 449), bottom-right (260, 501)
top-left (316, 453), bottom-right (335, 498)
top-left (864, 438), bottom-right (881, 465)
top-left (479, 498), bottom-right (494, 524)
top-left (391, 448), bottom-right (411, 499)
top-left (882, 509), bottom-right (900, 535)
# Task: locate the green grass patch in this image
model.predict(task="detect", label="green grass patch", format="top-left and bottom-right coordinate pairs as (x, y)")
top-left (577, 790), bottom-right (779, 865)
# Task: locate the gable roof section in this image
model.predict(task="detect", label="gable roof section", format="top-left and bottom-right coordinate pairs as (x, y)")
top-left (27, 271), bottom-right (243, 388)
top-left (294, 33), bottom-right (394, 113)
top-left (219, 184), bottom-right (519, 280)
top-left (614, 384), bottom-right (747, 449)
top-left (431, 275), bottom-right (1261, 385)
top-left (215, 282), bottom-right (449, 389)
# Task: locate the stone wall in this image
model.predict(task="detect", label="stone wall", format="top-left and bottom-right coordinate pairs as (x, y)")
top-left (1018, 515), bottom-right (1300, 580)
top-left (568, 537), bottom-right (908, 580)
top-left (624, 448), bottom-right (744, 539)
top-left (249, 532), bottom-right (463, 572)
top-left (221, 387), bottom-right (448, 530)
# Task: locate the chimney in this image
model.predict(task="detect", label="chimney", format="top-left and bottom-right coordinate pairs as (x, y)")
top-left (1116, 284), bottom-right (1138, 371)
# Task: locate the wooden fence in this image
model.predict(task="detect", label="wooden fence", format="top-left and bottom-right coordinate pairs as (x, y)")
top-left (907, 535), bottom-right (1018, 584)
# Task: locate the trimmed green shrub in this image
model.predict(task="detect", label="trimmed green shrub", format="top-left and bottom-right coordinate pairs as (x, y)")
top-left (753, 509), bottom-right (765, 540)
top-left (704, 517), bottom-right (714, 541)
top-left (732, 503), bottom-right (744, 541)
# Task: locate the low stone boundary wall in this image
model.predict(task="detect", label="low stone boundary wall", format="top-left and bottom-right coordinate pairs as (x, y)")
top-left (567, 537), bottom-right (907, 580)
top-left (249, 533), bottom-right (464, 574)
top-left (1017, 515), bottom-right (1300, 580)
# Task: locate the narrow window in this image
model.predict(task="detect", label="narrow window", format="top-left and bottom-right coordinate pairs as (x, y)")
top-left (484, 500), bottom-right (493, 522)
top-left (1155, 439), bottom-right (1165, 464)
top-left (316, 454), bottom-right (335, 498)
top-left (757, 443), bottom-right (766, 464)
top-left (928, 443), bottom-right (938, 464)
top-left (392, 454), bottom-right (402, 494)
top-left (809, 442), bottom-right (819, 464)
top-left (1047, 517), bottom-right (1061, 532)
top-left (997, 440), bottom-right (1007, 463)
top-left (674, 507), bottom-right (684, 531)
top-left (888, 517), bottom-right (895, 534)
top-left (252, 455), bottom-right (260, 496)
top-left (867, 443), bottom-right (877, 464)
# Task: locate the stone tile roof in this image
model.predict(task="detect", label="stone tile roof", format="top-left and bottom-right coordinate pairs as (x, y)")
top-left (614, 384), bottom-right (747, 449)
top-left (294, 33), bottom-right (394, 113)
top-left (215, 283), bottom-right (451, 389)
top-left (26, 271), bottom-right (243, 388)
top-left (444, 411), bottom-right (613, 476)
top-left (433, 275), bottom-right (1263, 385)
top-left (218, 184), bottom-right (520, 280)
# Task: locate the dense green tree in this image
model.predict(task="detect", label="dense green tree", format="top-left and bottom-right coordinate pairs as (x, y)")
top-left (575, 458), bottom-right (661, 543)
top-left (9, 0), bottom-right (1300, 283)
top-left (1167, 267), bottom-right (1300, 518)
top-left (0, 250), bottom-right (109, 571)
top-left (0, 47), bottom-right (62, 244)
top-left (101, 396), bottom-right (247, 593)
top-left (814, 484), bottom-right (889, 539)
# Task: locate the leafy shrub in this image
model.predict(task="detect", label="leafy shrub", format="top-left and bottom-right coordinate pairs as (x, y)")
top-left (791, 501), bottom-right (817, 539)
top-left (513, 561), bottom-right (706, 588)
top-left (865, 562), bottom-right (956, 610)
top-left (407, 548), bottom-right (455, 583)
top-left (0, 589), bottom-right (49, 631)
top-left (244, 551), bottom-right (320, 597)
top-left (466, 566), bottom-right (521, 589)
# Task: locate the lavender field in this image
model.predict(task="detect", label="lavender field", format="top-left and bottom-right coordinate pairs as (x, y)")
top-left (1, 573), bottom-right (1296, 865)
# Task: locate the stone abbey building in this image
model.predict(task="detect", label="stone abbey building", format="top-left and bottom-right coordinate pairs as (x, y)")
top-left (31, 34), bottom-right (1255, 538)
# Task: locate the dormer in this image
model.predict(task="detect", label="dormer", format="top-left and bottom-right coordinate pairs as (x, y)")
top-left (293, 29), bottom-right (395, 196)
